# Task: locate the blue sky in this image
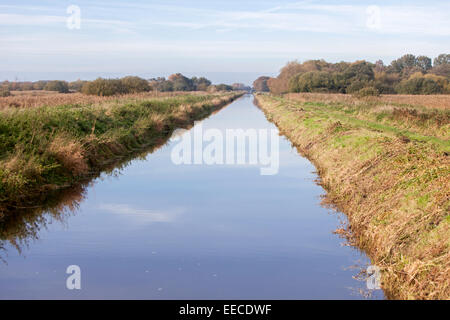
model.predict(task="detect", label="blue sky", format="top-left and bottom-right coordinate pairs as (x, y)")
top-left (1, 0), bottom-right (449, 84)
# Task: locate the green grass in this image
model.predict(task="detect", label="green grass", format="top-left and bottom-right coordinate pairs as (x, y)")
top-left (0, 92), bottom-right (243, 209)
top-left (255, 93), bottom-right (449, 300)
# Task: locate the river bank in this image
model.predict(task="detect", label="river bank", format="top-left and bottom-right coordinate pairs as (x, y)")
top-left (0, 92), bottom-right (244, 214)
top-left (0, 94), bottom-right (382, 299)
top-left (254, 93), bottom-right (449, 299)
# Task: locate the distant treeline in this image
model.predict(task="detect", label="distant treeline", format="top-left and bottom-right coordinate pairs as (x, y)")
top-left (254, 53), bottom-right (450, 95)
top-left (0, 73), bottom-right (250, 96)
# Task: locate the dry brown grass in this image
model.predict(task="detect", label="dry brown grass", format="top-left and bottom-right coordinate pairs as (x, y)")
top-left (48, 135), bottom-right (89, 176)
top-left (0, 91), bottom-right (244, 214)
top-left (0, 91), bottom-right (208, 110)
top-left (285, 92), bottom-right (450, 110)
top-left (255, 94), bottom-right (450, 300)
top-left (284, 92), bottom-right (450, 140)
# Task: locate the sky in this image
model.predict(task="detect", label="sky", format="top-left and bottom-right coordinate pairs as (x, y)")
top-left (1, 0), bottom-right (449, 85)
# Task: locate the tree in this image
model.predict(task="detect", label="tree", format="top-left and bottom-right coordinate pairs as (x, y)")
top-left (396, 75), bottom-right (444, 94)
top-left (343, 61), bottom-right (375, 83)
top-left (149, 78), bottom-right (173, 92)
top-left (69, 80), bottom-right (87, 92)
top-left (268, 61), bottom-right (306, 94)
top-left (44, 80), bottom-right (69, 93)
top-left (214, 84), bottom-right (233, 91)
top-left (374, 60), bottom-right (385, 73)
top-left (431, 54), bottom-right (450, 78)
top-left (33, 81), bottom-right (48, 90)
top-left (192, 77), bottom-right (211, 91)
top-left (416, 56), bottom-right (432, 71)
top-left (289, 71), bottom-right (334, 93)
top-left (433, 54), bottom-right (450, 66)
top-left (21, 82), bottom-right (34, 91)
top-left (0, 89), bottom-right (11, 97)
top-left (168, 73), bottom-right (194, 91)
top-left (231, 83), bottom-right (251, 91)
top-left (81, 78), bottom-right (127, 96)
top-left (390, 54), bottom-right (417, 73)
top-left (253, 76), bottom-right (270, 92)
top-left (120, 76), bottom-right (150, 93)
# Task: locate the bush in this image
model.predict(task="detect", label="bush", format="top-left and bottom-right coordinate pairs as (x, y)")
top-left (69, 80), bottom-right (88, 92)
top-left (214, 84), bottom-right (233, 91)
top-left (192, 77), bottom-right (211, 91)
top-left (289, 71), bottom-right (334, 92)
top-left (346, 80), bottom-right (367, 93)
top-left (81, 78), bottom-right (128, 96)
top-left (353, 87), bottom-right (380, 98)
top-left (120, 76), bottom-right (150, 93)
top-left (396, 76), bottom-right (443, 94)
top-left (253, 76), bottom-right (270, 92)
top-left (44, 80), bottom-right (69, 93)
top-left (33, 81), bottom-right (48, 90)
top-left (266, 53), bottom-right (449, 95)
top-left (0, 89), bottom-right (11, 97)
top-left (168, 73), bottom-right (194, 91)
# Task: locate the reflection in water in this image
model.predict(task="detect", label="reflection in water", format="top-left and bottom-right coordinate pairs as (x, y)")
top-left (0, 105), bottom-right (225, 260)
top-left (0, 120), bottom-right (182, 261)
top-left (0, 184), bottom-right (85, 260)
top-left (0, 95), bottom-right (384, 299)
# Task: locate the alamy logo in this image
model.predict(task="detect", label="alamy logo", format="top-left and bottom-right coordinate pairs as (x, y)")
top-left (66, 5), bottom-right (81, 30)
top-left (66, 265), bottom-right (81, 290)
top-left (366, 265), bottom-right (381, 290)
top-left (366, 5), bottom-right (381, 30)
top-left (170, 122), bottom-right (280, 175)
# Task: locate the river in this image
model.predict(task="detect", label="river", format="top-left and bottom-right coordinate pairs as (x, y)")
top-left (0, 94), bottom-right (383, 299)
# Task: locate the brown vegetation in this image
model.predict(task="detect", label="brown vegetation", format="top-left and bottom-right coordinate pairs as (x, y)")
top-left (285, 92), bottom-right (450, 110)
top-left (265, 54), bottom-right (450, 95)
top-left (255, 93), bottom-right (449, 300)
top-left (0, 91), bottom-right (205, 110)
top-left (0, 92), bottom-right (244, 213)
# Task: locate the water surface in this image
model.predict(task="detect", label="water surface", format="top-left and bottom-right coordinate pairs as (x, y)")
top-left (0, 95), bottom-right (383, 299)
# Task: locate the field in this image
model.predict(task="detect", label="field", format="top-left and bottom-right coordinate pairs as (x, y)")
top-left (254, 93), bottom-right (449, 299)
top-left (0, 90), bottom-right (209, 109)
top-left (0, 91), bottom-right (244, 213)
top-left (284, 93), bottom-right (450, 110)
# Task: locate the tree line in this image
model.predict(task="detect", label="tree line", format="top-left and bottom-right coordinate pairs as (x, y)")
top-left (253, 53), bottom-right (450, 95)
top-left (0, 73), bottom-right (248, 96)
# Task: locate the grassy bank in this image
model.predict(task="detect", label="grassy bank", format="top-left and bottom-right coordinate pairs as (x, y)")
top-left (0, 92), bottom-right (243, 213)
top-left (254, 93), bottom-right (449, 299)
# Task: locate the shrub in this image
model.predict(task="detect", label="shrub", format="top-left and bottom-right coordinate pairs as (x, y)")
top-left (33, 81), bottom-right (48, 90)
top-left (253, 76), bottom-right (270, 92)
top-left (0, 89), bottom-right (11, 97)
top-left (265, 53), bottom-right (449, 95)
top-left (192, 77), bottom-right (212, 91)
top-left (289, 71), bottom-right (334, 92)
top-left (396, 76), bottom-right (444, 94)
top-left (44, 80), bottom-right (69, 93)
top-left (120, 76), bottom-right (150, 93)
top-left (81, 78), bottom-right (128, 96)
top-left (69, 80), bottom-right (88, 92)
top-left (168, 73), bottom-right (195, 91)
top-left (353, 87), bottom-right (380, 98)
top-left (346, 80), bottom-right (367, 93)
top-left (214, 84), bottom-right (233, 91)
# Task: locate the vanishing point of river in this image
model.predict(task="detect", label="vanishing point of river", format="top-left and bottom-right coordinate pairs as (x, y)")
top-left (0, 95), bottom-right (384, 299)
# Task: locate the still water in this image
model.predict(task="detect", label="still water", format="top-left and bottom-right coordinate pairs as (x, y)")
top-left (0, 95), bottom-right (383, 299)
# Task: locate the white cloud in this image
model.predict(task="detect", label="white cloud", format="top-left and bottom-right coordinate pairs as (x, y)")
top-left (1, 2), bottom-right (449, 36)
top-left (145, 3), bottom-right (450, 36)
top-left (98, 203), bottom-right (181, 223)
top-left (0, 1), bottom-right (448, 73)
top-left (0, 13), bottom-right (65, 25)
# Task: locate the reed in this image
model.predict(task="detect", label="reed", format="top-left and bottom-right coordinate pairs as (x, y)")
top-left (255, 93), bottom-right (449, 300)
top-left (0, 92), bottom-right (244, 212)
